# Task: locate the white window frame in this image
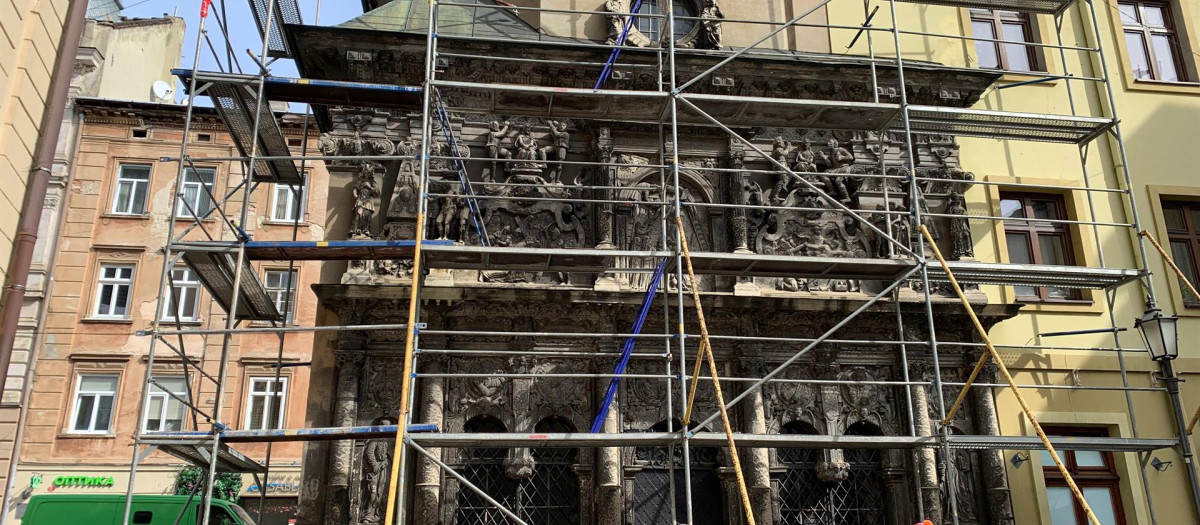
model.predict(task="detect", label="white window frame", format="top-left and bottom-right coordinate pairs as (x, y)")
top-left (271, 183), bottom-right (305, 223)
top-left (69, 374), bottom-right (119, 434)
top-left (143, 377), bottom-right (189, 433)
top-left (176, 167), bottom-right (216, 218)
top-left (93, 263), bottom-right (136, 319)
top-left (162, 267), bottom-right (202, 322)
top-left (111, 164), bottom-right (151, 215)
top-left (244, 377), bottom-right (288, 431)
top-left (264, 269), bottom-right (298, 322)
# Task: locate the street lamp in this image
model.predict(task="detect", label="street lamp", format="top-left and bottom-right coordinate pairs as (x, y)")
top-left (1135, 307), bottom-right (1179, 361)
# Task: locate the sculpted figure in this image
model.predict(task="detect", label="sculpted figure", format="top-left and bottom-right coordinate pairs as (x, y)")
top-left (483, 120), bottom-right (512, 182)
top-left (435, 188), bottom-right (461, 241)
top-left (539, 121), bottom-right (570, 183)
top-left (351, 165), bottom-right (379, 238)
top-left (813, 139), bottom-right (851, 203)
top-left (829, 138), bottom-right (854, 169)
top-left (360, 417), bottom-right (394, 523)
top-left (699, 0), bottom-right (725, 49)
top-left (948, 193), bottom-right (974, 259)
top-left (604, 0), bottom-right (626, 45)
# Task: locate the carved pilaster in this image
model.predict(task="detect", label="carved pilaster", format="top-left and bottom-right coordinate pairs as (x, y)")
top-left (596, 343), bottom-right (623, 525)
top-left (414, 357), bottom-right (446, 525)
top-left (910, 360), bottom-right (944, 522)
top-left (595, 127), bottom-right (616, 250)
top-left (326, 348), bottom-right (365, 525)
top-left (739, 351), bottom-right (774, 525)
top-left (974, 362), bottom-right (1015, 525)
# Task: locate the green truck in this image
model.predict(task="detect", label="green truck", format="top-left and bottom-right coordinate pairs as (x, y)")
top-left (20, 494), bottom-right (256, 525)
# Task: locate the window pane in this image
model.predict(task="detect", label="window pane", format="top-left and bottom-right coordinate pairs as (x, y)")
top-left (1007, 233), bottom-right (1034, 263)
top-left (1075, 450), bottom-right (1106, 467)
top-left (1038, 235), bottom-right (1069, 265)
top-left (74, 396), bottom-right (95, 430)
top-left (249, 398), bottom-right (265, 428)
top-left (146, 397), bottom-right (164, 431)
top-left (114, 285), bottom-right (129, 316)
top-left (1081, 487), bottom-right (1120, 525)
top-left (81, 375), bottom-right (118, 391)
top-left (1032, 200), bottom-right (1059, 220)
top-left (268, 396), bottom-right (282, 429)
top-left (1118, 3), bottom-right (1139, 24)
top-left (1169, 240), bottom-right (1199, 303)
top-left (98, 284), bottom-right (114, 314)
top-left (1047, 487), bottom-right (1079, 525)
top-left (1001, 198), bottom-right (1025, 218)
top-left (1191, 209), bottom-right (1200, 231)
top-left (1150, 34), bottom-right (1179, 81)
top-left (114, 183), bottom-right (133, 213)
top-left (1164, 207), bottom-right (1186, 229)
top-left (1143, 5), bottom-right (1166, 26)
top-left (1002, 22), bottom-right (1032, 71)
top-left (1126, 32), bottom-right (1153, 79)
top-left (973, 21), bottom-right (1001, 68)
top-left (94, 395), bottom-right (114, 431)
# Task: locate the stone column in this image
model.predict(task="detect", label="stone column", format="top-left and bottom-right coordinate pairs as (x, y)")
top-left (596, 357), bottom-right (623, 525)
top-left (325, 344), bottom-right (365, 525)
top-left (595, 126), bottom-right (615, 250)
top-left (974, 362), bottom-right (1015, 525)
top-left (742, 377), bottom-right (774, 525)
top-left (413, 356), bottom-right (447, 524)
top-left (911, 362), bottom-right (943, 522)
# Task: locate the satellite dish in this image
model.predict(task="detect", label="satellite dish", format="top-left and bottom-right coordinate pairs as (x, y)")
top-left (152, 80), bottom-right (174, 102)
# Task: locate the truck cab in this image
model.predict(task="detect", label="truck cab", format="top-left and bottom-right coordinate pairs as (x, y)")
top-left (21, 494), bottom-right (256, 525)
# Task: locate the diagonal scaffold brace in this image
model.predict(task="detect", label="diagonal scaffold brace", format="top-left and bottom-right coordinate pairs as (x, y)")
top-left (919, 224), bottom-right (1103, 525)
top-left (675, 215), bottom-right (757, 525)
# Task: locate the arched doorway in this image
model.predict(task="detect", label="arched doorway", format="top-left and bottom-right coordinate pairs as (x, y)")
top-left (631, 420), bottom-right (726, 525)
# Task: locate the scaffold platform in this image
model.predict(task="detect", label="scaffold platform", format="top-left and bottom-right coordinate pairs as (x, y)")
top-left (206, 81), bottom-right (302, 184)
top-left (180, 247), bottom-right (282, 321)
top-left (174, 69), bottom-right (424, 112)
top-left (151, 442), bottom-right (266, 474)
top-left (892, 0), bottom-right (1074, 14)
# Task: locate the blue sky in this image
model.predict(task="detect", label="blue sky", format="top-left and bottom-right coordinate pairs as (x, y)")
top-left (122, 0), bottom-right (365, 103)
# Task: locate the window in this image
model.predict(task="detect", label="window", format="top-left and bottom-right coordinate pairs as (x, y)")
top-left (635, 0), bottom-right (697, 42)
top-left (70, 374), bottom-right (118, 433)
top-left (1000, 193), bottom-right (1080, 301)
top-left (245, 377), bottom-right (287, 430)
top-left (196, 133), bottom-right (212, 142)
top-left (93, 263), bottom-right (135, 318)
top-left (144, 377), bottom-right (188, 432)
top-left (1162, 201), bottom-right (1200, 305)
top-left (111, 164), bottom-right (151, 215)
top-left (163, 267), bottom-right (201, 322)
top-left (271, 183), bottom-right (304, 222)
top-left (177, 168), bottom-right (216, 218)
top-left (970, 9), bottom-right (1040, 71)
top-left (132, 129), bottom-right (148, 138)
top-left (1119, 0), bottom-right (1186, 81)
top-left (264, 269), bottom-right (298, 322)
top-left (1041, 427), bottom-right (1127, 525)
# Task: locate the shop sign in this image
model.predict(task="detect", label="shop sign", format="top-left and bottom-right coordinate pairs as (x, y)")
top-left (52, 475), bottom-right (116, 488)
top-left (246, 475), bottom-right (301, 494)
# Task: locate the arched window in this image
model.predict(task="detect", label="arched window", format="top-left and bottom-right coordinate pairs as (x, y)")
top-left (775, 421), bottom-right (826, 525)
top-left (635, 0), bottom-right (698, 42)
top-left (455, 416), bottom-right (516, 525)
top-left (632, 420), bottom-right (725, 525)
top-left (839, 421), bottom-right (886, 524)
top-left (455, 416), bottom-right (583, 525)
top-left (526, 417), bottom-right (581, 524)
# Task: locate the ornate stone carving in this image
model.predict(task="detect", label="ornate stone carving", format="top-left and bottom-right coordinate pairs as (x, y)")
top-left (604, 0), bottom-right (651, 47)
top-left (698, 0), bottom-right (725, 49)
top-left (948, 192), bottom-right (974, 260)
top-left (359, 417), bottom-right (394, 523)
top-left (351, 164), bottom-right (380, 239)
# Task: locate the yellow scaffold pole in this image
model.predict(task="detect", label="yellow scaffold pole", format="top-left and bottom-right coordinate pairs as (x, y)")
top-left (675, 216), bottom-right (758, 525)
top-left (919, 224), bottom-right (1102, 525)
top-left (1139, 230), bottom-right (1200, 434)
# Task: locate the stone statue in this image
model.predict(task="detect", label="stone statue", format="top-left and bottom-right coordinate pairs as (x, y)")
top-left (771, 136), bottom-right (793, 165)
top-left (829, 138), bottom-right (854, 170)
top-left (483, 120), bottom-right (512, 183)
top-left (360, 417), bottom-right (394, 523)
top-left (435, 187), bottom-right (461, 241)
top-left (511, 124), bottom-right (543, 176)
top-left (887, 204), bottom-right (911, 257)
top-left (351, 164), bottom-right (379, 238)
top-left (815, 139), bottom-right (852, 204)
top-left (948, 192), bottom-right (973, 260)
top-left (699, 0), bottom-right (725, 49)
top-left (604, 0), bottom-right (626, 45)
top-left (539, 121), bottom-right (570, 183)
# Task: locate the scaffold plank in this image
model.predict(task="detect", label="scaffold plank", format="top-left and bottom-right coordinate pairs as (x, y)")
top-left (205, 81), bottom-right (302, 184)
top-left (180, 248), bottom-right (282, 321)
top-left (893, 0), bottom-right (1073, 14)
top-left (174, 69), bottom-right (424, 110)
top-left (250, 0), bottom-right (303, 58)
top-left (244, 239), bottom-right (454, 260)
top-left (139, 430), bottom-right (1177, 452)
top-left (154, 443), bottom-right (266, 473)
top-left (903, 105), bottom-right (1114, 144)
top-left (928, 260), bottom-right (1142, 289)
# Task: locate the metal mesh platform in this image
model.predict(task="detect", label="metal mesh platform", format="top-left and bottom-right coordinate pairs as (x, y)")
top-left (206, 82), bottom-right (302, 184)
top-left (141, 424), bottom-right (440, 444)
top-left (181, 247), bottom-right (282, 321)
top-left (932, 261), bottom-right (1142, 289)
top-left (903, 105), bottom-right (1114, 144)
top-left (154, 443), bottom-right (266, 473)
top-left (175, 70), bottom-right (424, 110)
top-left (893, 0), bottom-right (1074, 14)
top-left (245, 240), bottom-right (453, 260)
top-left (250, 0), bottom-right (303, 58)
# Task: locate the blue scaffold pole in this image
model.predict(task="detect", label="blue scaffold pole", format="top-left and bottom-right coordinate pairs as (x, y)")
top-left (590, 258), bottom-right (669, 433)
top-left (593, 0), bottom-right (647, 91)
top-left (432, 89), bottom-right (490, 246)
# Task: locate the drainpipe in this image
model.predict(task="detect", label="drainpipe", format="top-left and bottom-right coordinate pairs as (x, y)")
top-left (0, 0), bottom-right (90, 392)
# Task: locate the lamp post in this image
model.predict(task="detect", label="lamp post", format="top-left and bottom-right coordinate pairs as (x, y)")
top-left (1136, 305), bottom-right (1200, 519)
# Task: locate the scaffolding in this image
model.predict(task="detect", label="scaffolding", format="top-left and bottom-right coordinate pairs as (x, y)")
top-left (120, 0), bottom-right (1200, 523)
